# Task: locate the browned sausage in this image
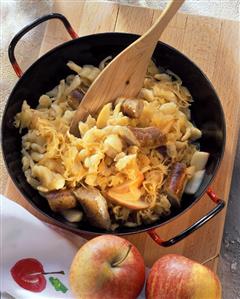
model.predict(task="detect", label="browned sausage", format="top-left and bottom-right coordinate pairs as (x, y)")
top-left (127, 126), bottom-right (167, 148)
top-left (67, 89), bottom-right (85, 110)
top-left (121, 98), bottom-right (144, 118)
top-left (157, 145), bottom-right (167, 156)
top-left (44, 189), bottom-right (77, 212)
top-left (165, 162), bottom-right (188, 207)
top-left (73, 187), bottom-right (111, 230)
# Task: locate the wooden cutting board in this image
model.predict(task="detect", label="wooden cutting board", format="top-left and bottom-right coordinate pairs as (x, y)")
top-left (4, 1), bottom-right (240, 271)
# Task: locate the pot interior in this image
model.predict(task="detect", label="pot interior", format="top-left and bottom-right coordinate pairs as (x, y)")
top-left (2, 33), bottom-right (225, 235)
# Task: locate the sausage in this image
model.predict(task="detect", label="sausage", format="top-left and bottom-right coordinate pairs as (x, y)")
top-left (121, 98), bottom-right (144, 118)
top-left (73, 187), bottom-right (111, 230)
top-left (117, 126), bottom-right (166, 148)
top-left (127, 126), bottom-right (167, 148)
top-left (157, 145), bottom-right (167, 156)
top-left (165, 162), bottom-right (188, 207)
top-left (67, 89), bottom-right (85, 110)
top-left (44, 189), bottom-right (77, 212)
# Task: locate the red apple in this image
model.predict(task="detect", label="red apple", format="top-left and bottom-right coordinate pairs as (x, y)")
top-left (69, 235), bottom-right (145, 299)
top-left (146, 254), bottom-right (222, 299)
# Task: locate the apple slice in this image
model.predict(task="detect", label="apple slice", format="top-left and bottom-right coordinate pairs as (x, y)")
top-left (106, 174), bottom-right (149, 210)
top-left (107, 189), bottom-right (149, 210)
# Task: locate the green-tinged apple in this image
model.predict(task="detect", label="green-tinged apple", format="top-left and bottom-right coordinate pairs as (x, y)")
top-left (69, 235), bottom-right (145, 299)
top-left (146, 254), bottom-right (222, 299)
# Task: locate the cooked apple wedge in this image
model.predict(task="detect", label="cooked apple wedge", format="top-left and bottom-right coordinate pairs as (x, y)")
top-left (190, 151), bottom-right (209, 171)
top-left (106, 190), bottom-right (149, 210)
top-left (106, 177), bottom-right (149, 210)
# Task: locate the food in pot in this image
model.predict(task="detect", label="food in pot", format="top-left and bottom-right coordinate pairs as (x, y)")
top-left (15, 59), bottom-right (208, 230)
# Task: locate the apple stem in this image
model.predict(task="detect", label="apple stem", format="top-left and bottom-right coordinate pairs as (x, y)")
top-left (112, 244), bottom-right (132, 267)
top-left (202, 253), bottom-right (219, 265)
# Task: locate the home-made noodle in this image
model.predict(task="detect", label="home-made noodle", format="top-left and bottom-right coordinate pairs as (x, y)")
top-left (15, 58), bottom-right (205, 230)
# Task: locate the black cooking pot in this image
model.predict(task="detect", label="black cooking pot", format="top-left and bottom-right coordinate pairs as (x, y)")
top-left (2, 13), bottom-right (226, 247)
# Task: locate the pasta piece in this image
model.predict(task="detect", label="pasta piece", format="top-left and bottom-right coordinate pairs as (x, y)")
top-left (103, 134), bottom-right (122, 158)
top-left (61, 209), bottom-right (83, 222)
top-left (159, 102), bottom-right (177, 114)
top-left (22, 156), bottom-right (30, 171)
top-left (84, 152), bottom-right (104, 173)
top-left (99, 56), bottom-right (112, 70)
top-left (67, 61), bottom-right (82, 73)
top-left (32, 165), bottom-right (65, 191)
top-left (147, 60), bottom-right (160, 76)
top-left (64, 75), bottom-right (81, 97)
top-left (79, 65), bottom-right (100, 82)
top-left (38, 95), bottom-right (52, 108)
top-left (96, 103), bottom-right (112, 128)
top-left (56, 79), bottom-right (66, 101)
top-left (115, 154), bottom-right (137, 171)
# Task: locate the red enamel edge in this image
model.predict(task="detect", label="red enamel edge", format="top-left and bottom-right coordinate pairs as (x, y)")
top-left (206, 188), bottom-right (220, 204)
top-left (147, 229), bottom-right (164, 245)
top-left (12, 61), bottom-right (23, 78)
top-left (66, 26), bottom-right (79, 39)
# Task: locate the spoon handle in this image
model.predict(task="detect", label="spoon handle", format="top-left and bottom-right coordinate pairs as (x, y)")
top-left (142, 0), bottom-right (185, 41)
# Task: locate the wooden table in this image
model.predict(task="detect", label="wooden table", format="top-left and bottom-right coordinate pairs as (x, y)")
top-left (4, 1), bottom-right (240, 271)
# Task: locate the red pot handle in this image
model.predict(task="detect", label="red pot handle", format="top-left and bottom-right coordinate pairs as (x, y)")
top-left (148, 188), bottom-right (225, 247)
top-left (8, 13), bottom-right (78, 78)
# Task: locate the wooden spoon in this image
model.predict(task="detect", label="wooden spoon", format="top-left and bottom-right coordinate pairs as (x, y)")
top-left (70, 0), bottom-right (185, 136)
